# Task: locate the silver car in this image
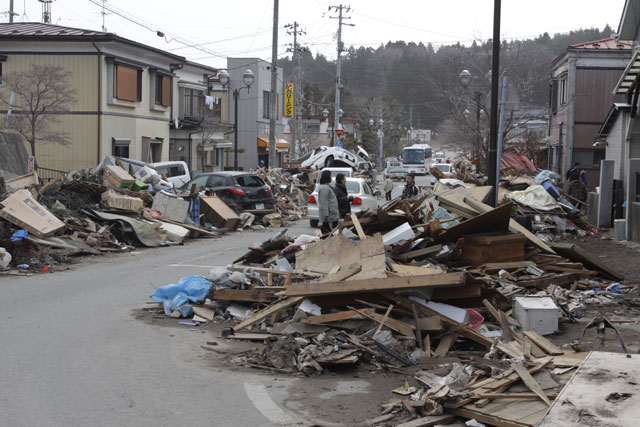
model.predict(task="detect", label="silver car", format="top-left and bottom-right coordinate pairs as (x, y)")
top-left (307, 177), bottom-right (379, 227)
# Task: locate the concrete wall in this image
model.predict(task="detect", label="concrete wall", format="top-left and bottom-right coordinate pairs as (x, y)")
top-left (605, 111), bottom-right (626, 180)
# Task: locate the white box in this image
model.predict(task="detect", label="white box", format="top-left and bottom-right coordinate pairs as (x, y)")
top-left (513, 297), bottom-right (558, 336)
top-left (382, 222), bottom-right (415, 246)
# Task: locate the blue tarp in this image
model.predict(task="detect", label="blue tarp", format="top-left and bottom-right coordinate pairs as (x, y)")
top-left (10, 229), bottom-right (28, 241)
top-left (150, 275), bottom-right (212, 315)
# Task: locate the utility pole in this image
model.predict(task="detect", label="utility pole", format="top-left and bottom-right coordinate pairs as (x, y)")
top-left (268, 0), bottom-right (279, 170)
top-left (329, 4), bottom-right (353, 146)
top-left (488, 0), bottom-right (501, 206)
top-left (286, 21), bottom-right (305, 159)
top-left (9, 0), bottom-right (15, 22)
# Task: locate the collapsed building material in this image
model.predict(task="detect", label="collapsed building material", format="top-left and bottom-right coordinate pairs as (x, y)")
top-left (0, 189), bottom-right (65, 237)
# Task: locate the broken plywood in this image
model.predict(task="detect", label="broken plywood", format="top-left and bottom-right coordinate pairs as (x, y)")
top-left (294, 233), bottom-right (386, 281)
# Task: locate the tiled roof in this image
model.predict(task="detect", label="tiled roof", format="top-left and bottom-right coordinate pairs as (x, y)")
top-left (568, 38), bottom-right (633, 50)
top-left (0, 22), bottom-right (109, 37)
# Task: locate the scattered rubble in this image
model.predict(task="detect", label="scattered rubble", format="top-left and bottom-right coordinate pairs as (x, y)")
top-left (143, 175), bottom-right (635, 426)
top-left (0, 160), bottom-right (313, 274)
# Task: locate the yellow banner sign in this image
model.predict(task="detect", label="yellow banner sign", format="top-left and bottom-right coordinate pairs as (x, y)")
top-left (284, 83), bottom-right (294, 118)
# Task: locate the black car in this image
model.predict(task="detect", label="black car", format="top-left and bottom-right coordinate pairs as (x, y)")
top-left (182, 172), bottom-right (275, 211)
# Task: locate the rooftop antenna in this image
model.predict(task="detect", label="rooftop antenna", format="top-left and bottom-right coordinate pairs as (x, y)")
top-left (38, 0), bottom-right (55, 24)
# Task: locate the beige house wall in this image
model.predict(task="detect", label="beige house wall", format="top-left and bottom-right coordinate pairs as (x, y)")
top-left (1, 53), bottom-right (100, 171)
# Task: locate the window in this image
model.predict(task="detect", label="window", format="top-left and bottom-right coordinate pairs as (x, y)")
top-left (184, 88), bottom-right (203, 118)
top-left (551, 79), bottom-right (558, 114)
top-left (115, 64), bottom-right (142, 102)
top-left (188, 175), bottom-right (209, 191)
top-left (155, 74), bottom-right (171, 107)
top-left (153, 164), bottom-right (185, 178)
top-left (235, 175), bottom-right (264, 187)
top-left (263, 91), bottom-right (271, 119)
top-left (207, 175), bottom-right (227, 187)
top-left (112, 138), bottom-right (130, 157)
top-left (346, 181), bottom-right (360, 194)
top-left (142, 137), bottom-right (163, 162)
top-left (559, 76), bottom-right (568, 106)
top-left (305, 124), bottom-right (320, 133)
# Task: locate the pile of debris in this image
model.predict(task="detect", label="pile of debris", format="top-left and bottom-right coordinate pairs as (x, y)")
top-left (145, 184), bottom-right (632, 426)
top-left (255, 167), bottom-right (315, 223)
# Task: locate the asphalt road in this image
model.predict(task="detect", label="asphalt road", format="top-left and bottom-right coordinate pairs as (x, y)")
top-left (0, 222), bottom-right (317, 427)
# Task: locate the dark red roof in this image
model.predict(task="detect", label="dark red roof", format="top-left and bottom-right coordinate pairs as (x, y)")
top-left (500, 152), bottom-right (536, 171)
top-left (568, 38), bottom-right (633, 50)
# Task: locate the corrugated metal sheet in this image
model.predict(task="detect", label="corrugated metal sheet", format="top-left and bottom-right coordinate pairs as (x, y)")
top-left (575, 68), bottom-right (627, 123)
top-left (500, 152), bottom-right (536, 171)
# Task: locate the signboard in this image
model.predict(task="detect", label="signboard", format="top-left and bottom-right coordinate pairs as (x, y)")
top-left (27, 156), bottom-right (35, 172)
top-left (284, 83), bottom-right (294, 118)
top-left (335, 129), bottom-right (344, 138)
top-left (334, 138), bottom-right (343, 148)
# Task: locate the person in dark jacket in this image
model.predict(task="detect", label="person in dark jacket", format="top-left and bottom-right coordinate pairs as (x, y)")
top-left (333, 173), bottom-right (353, 218)
top-left (402, 174), bottom-right (419, 199)
top-left (566, 162), bottom-right (581, 181)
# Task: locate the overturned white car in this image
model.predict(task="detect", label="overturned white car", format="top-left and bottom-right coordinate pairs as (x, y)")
top-left (297, 146), bottom-right (358, 170)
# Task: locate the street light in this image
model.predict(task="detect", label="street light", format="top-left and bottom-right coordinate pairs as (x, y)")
top-left (459, 69), bottom-right (472, 88)
top-left (219, 69), bottom-right (254, 171)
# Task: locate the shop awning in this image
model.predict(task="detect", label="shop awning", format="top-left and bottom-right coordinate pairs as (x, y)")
top-left (257, 137), bottom-right (290, 150)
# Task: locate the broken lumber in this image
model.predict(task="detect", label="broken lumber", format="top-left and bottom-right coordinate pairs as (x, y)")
top-left (393, 414), bottom-right (455, 427)
top-left (232, 297), bottom-right (304, 333)
top-left (303, 309), bottom-right (374, 324)
top-left (212, 288), bottom-right (278, 303)
top-left (521, 330), bottom-right (563, 355)
top-left (550, 242), bottom-right (624, 280)
top-left (285, 272), bottom-right (465, 297)
top-left (512, 362), bottom-right (552, 406)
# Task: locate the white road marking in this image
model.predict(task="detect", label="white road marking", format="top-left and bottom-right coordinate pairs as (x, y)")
top-left (244, 382), bottom-right (294, 425)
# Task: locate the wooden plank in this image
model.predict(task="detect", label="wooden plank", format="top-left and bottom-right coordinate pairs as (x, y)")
top-left (229, 333), bottom-right (278, 341)
top-left (498, 341), bottom-right (525, 359)
top-left (550, 242), bottom-right (624, 280)
top-left (213, 288), bottom-right (277, 303)
top-left (431, 283), bottom-right (482, 300)
top-left (439, 202), bottom-right (512, 243)
top-left (463, 196), bottom-right (556, 254)
top-left (474, 393), bottom-right (558, 400)
top-left (350, 213), bottom-right (366, 240)
top-left (418, 317), bottom-right (443, 332)
top-left (394, 414), bottom-right (455, 427)
top-left (391, 263), bottom-right (442, 276)
top-left (433, 333), bottom-right (457, 356)
top-left (522, 331), bottom-right (564, 356)
top-left (478, 261), bottom-right (535, 272)
top-left (382, 292), bottom-right (494, 349)
top-left (158, 218), bottom-right (219, 237)
top-left (395, 244), bottom-right (443, 261)
top-left (193, 306), bottom-right (215, 321)
top-left (303, 309), bottom-right (374, 324)
top-left (374, 305), bottom-right (394, 338)
top-left (232, 297), bottom-right (304, 332)
top-left (516, 272), bottom-right (584, 289)
top-left (512, 363), bottom-right (552, 406)
top-left (363, 310), bottom-right (416, 338)
top-left (285, 272), bottom-right (465, 297)
top-left (412, 304), bottom-right (423, 350)
top-left (542, 265), bottom-right (597, 275)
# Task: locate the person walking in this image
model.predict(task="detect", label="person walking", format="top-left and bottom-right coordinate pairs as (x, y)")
top-left (402, 174), bottom-right (419, 199)
top-left (317, 170), bottom-right (340, 233)
top-left (566, 162), bottom-right (581, 182)
top-left (333, 173), bottom-right (353, 219)
top-left (383, 176), bottom-right (394, 201)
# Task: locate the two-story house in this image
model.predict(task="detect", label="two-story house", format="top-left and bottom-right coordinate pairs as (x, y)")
top-left (0, 22), bottom-right (185, 175)
top-left (284, 115), bottom-right (358, 155)
top-left (169, 61), bottom-right (231, 174)
top-left (225, 58), bottom-right (287, 171)
top-left (549, 38), bottom-right (632, 189)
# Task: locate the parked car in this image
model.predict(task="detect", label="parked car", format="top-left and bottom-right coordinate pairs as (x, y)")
top-left (298, 146), bottom-right (358, 170)
top-left (307, 177), bottom-right (379, 227)
top-left (181, 171), bottom-right (274, 211)
top-left (150, 161), bottom-right (191, 187)
top-left (384, 166), bottom-right (408, 180)
top-left (322, 167), bottom-right (353, 179)
top-left (429, 163), bottom-right (456, 184)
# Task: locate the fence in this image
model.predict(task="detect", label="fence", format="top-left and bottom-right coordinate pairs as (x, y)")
top-left (36, 166), bottom-right (67, 183)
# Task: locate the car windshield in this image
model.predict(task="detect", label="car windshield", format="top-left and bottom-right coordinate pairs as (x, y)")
top-left (403, 149), bottom-right (425, 164)
top-left (435, 153), bottom-right (445, 159)
top-left (235, 175), bottom-right (264, 187)
top-left (296, 151), bottom-right (313, 162)
top-left (329, 170), bottom-right (351, 177)
top-left (346, 181), bottom-right (360, 194)
top-left (433, 164), bottom-right (452, 173)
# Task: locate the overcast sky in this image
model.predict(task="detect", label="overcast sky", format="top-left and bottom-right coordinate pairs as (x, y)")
top-left (6, 0), bottom-right (626, 68)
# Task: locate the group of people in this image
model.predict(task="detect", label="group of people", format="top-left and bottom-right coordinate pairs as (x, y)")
top-left (317, 170), bottom-right (420, 233)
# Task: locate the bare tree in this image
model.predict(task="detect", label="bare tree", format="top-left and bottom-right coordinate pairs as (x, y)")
top-left (0, 64), bottom-right (76, 158)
